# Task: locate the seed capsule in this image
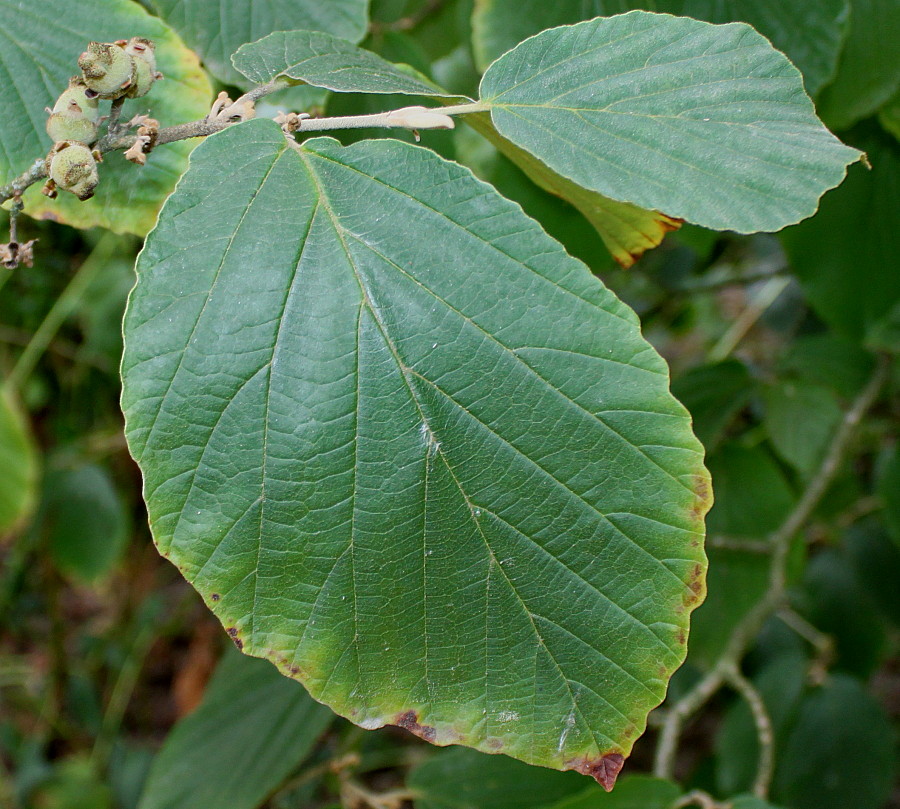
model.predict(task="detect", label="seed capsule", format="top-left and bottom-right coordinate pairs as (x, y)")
top-left (124, 37), bottom-right (163, 98)
top-left (45, 142), bottom-right (100, 201)
top-left (46, 77), bottom-right (101, 144)
top-left (78, 41), bottom-right (134, 99)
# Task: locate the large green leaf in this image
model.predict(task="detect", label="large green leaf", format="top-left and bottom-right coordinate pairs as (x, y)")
top-left (479, 12), bottom-right (861, 232)
top-left (138, 650), bottom-right (333, 809)
top-left (0, 0), bottom-right (211, 236)
top-left (816, 0), bottom-right (900, 131)
top-left (473, 1), bottom-right (849, 95)
top-left (152, 0), bottom-right (370, 87)
top-left (121, 118), bottom-right (710, 782)
top-left (233, 30), bottom-right (454, 96)
top-left (0, 387), bottom-right (38, 536)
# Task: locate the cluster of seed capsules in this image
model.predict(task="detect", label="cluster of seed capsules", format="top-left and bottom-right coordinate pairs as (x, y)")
top-left (43, 38), bottom-right (162, 200)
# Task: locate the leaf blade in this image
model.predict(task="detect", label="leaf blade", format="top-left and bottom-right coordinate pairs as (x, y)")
top-left (479, 12), bottom-right (861, 232)
top-left (233, 30), bottom-right (456, 97)
top-left (122, 118), bottom-right (710, 780)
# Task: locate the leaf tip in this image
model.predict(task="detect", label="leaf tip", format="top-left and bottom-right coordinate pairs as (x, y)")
top-left (566, 753), bottom-right (625, 791)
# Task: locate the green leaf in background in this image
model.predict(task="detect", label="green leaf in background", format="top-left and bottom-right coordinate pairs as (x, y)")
top-left (777, 334), bottom-right (875, 399)
top-left (879, 86), bottom-right (900, 141)
top-left (462, 112), bottom-right (684, 268)
top-left (781, 128), bottom-right (900, 343)
top-left (0, 0), bottom-right (211, 236)
top-left (122, 118), bottom-right (710, 782)
top-left (152, 0), bottom-right (370, 87)
top-left (409, 748), bottom-right (588, 809)
top-left (138, 650), bottom-right (332, 809)
top-left (800, 548), bottom-right (887, 677)
top-left (29, 755), bottom-right (114, 809)
top-left (687, 446), bottom-right (795, 667)
top-left (479, 12), bottom-right (861, 232)
top-left (816, 0), bottom-right (900, 131)
top-left (670, 360), bottom-right (754, 451)
top-left (0, 387), bottom-right (38, 536)
top-left (541, 775), bottom-right (682, 809)
top-left (844, 521), bottom-right (900, 625)
top-left (773, 674), bottom-right (895, 809)
top-left (763, 382), bottom-right (842, 478)
top-left (878, 448), bottom-right (900, 546)
top-left (473, 0), bottom-right (849, 96)
top-left (233, 30), bottom-right (455, 96)
top-left (42, 464), bottom-right (130, 585)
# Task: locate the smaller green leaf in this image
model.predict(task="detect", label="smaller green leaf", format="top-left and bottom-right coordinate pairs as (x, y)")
top-left (43, 464), bottom-right (130, 585)
top-left (234, 30), bottom-right (457, 97)
top-left (773, 675), bottom-right (895, 809)
top-left (138, 650), bottom-right (333, 809)
top-left (479, 12), bottom-right (862, 233)
top-left (409, 748), bottom-right (588, 809)
top-left (0, 386), bottom-right (39, 536)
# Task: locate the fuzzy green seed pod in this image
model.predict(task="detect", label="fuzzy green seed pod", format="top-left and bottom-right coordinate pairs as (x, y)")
top-left (78, 42), bottom-right (134, 99)
top-left (46, 77), bottom-right (101, 144)
top-left (46, 142), bottom-right (100, 201)
top-left (124, 37), bottom-right (162, 98)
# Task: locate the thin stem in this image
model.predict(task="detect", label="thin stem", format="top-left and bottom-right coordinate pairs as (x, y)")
top-left (653, 354), bottom-right (891, 779)
top-left (106, 96), bottom-right (126, 138)
top-left (721, 663), bottom-right (774, 798)
top-left (5, 232), bottom-right (120, 392)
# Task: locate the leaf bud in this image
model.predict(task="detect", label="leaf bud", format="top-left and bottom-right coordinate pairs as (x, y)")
top-left (45, 142), bottom-right (100, 201)
top-left (78, 41), bottom-right (134, 99)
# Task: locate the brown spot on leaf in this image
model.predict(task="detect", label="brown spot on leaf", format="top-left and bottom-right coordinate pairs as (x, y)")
top-left (225, 627), bottom-right (243, 650)
top-left (566, 753), bottom-right (625, 791)
top-left (487, 736), bottom-right (503, 750)
top-left (394, 710), bottom-right (437, 742)
top-left (676, 629), bottom-right (686, 645)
